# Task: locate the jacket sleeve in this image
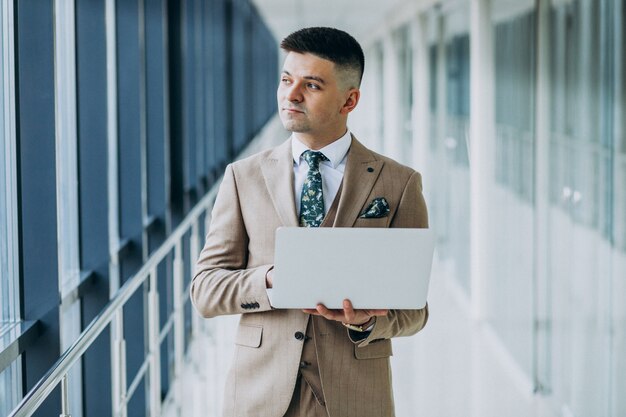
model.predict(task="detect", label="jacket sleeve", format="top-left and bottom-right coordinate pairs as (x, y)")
top-left (190, 164), bottom-right (273, 318)
top-left (351, 170), bottom-right (430, 347)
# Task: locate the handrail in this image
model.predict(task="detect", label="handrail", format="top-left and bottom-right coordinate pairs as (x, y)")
top-left (8, 184), bottom-right (220, 417)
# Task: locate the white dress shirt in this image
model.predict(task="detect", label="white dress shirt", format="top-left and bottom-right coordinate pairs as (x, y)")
top-left (292, 130), bottom-right (352, 217)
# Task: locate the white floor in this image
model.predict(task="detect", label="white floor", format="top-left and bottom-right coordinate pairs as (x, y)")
top-left (390, 258), bottom-right (559, 417)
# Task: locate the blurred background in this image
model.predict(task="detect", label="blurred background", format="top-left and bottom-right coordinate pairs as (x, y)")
top-left (0, 0), bottom-right (624, 416)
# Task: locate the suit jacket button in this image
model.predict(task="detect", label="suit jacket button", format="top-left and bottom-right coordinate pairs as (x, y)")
top-left (299, 361), bottom-right (310, 369)
top-left (294, 331), bottom-right (305, 341)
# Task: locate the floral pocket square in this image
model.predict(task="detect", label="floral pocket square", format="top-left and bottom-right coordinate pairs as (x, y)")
top-left (359, 197), bottom-right (390, 218)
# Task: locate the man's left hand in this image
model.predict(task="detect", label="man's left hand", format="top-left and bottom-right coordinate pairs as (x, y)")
top-left (303, 299), bottom-right (388, 326)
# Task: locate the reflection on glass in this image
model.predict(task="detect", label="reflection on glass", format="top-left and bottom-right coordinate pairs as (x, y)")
top-left (488, 9), bottom-right (536, 378)
top-left (396, 25), bottom-right (413, 165)
top-left (612, 1), bottom-right (625, 415)
top-left (548, 0), bottom-right (615, 415)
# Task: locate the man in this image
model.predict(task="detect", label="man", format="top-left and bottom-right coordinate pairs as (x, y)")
top-left (191, 27), bottom-right (429, 417)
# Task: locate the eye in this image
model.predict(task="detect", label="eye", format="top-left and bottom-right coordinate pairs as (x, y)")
top-left (307, 83), bottom-right (320, 90)
top-left (281, 77), bottom-right (291, 84)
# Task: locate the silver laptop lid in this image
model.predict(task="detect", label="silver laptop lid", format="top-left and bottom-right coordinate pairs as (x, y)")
top-left (269, 227), bottom-right (435, 309)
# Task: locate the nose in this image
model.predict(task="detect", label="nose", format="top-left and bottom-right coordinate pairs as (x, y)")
top-left (284, 83), bottom-right (303, 103)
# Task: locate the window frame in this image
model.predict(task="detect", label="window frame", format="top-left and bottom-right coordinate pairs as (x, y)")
top-left (1, 1), bottom-right (23, 414)
top-left (0, 0), bottom-right (19, 327)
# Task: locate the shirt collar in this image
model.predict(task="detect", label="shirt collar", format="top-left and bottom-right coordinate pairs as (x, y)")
top-left (291, 129), bottom-right (352, 169)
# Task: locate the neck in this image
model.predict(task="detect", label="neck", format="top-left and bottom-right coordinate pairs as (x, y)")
top-left (294, 127), bottom-right (348, 150)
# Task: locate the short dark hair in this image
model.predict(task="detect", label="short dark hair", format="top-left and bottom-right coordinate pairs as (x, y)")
top-left (280, 27), bottom-right (365, 88)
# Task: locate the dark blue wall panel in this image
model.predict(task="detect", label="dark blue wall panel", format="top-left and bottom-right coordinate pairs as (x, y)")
top-left (146, 0), bottom-right (167, 223)
top-left (16, 3), bottom-right (61, 415)
top-left (183, 0), bottom-right (198, 199)
top-left (77, 0), bottom-right (109, 281)
top-left (167, 0), bottom-right (184, 227)
top-left (117, 0), bottom-right (143, 251)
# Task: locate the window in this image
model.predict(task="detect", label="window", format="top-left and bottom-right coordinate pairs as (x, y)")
top-left (428, 44), bottom-right (438, 152)
top-left (2, 0), bottom-right (279, 415)
top-left (396, 25), bottom-right (413, 166)
top-left (616, 0), bottom-right (626, 252)
top-left (0, 0), bottom-right (18, 327)
top-left (16, 4), bottom-right (61, 413)
top-left (446, 34), bottom-right (470, 167)
top-left (1, 2), bottom-right (22, 414)
top-left (494, 12), bottom-right (535, 202)
top-left (547, 1), bottom-right (619, 415)
top-left (549, 0), bottom-right (612, 234)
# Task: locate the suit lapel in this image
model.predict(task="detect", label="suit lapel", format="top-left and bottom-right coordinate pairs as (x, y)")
top-left (260, 139), bottom-right (299, 227)
top-left (334, 136), bottom-right (384, 227)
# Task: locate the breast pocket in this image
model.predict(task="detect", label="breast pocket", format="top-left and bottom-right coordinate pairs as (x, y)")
top-left (354, 216), bottom-right (391, 228)
top-left (354, 338), bottom-right (393, 359)
top-left (235, 324), bottom-right (263, 348)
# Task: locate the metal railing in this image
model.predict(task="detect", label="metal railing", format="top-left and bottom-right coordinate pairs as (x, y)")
top-left (8, 186), bottom-right (218, 417)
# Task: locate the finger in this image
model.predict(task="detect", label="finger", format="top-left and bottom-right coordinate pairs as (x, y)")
top-left (316, 304), bottom-right (341, 321)
top-left (369, 309), bottom-right (388, 316)
top-left (343, 299), bottom-right (356, 322)
top-left (302, 309), bottom-right (320, 315)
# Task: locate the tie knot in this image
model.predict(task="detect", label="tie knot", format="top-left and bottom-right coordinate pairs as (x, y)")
top-left (302, 150), bottom-right (328, 171)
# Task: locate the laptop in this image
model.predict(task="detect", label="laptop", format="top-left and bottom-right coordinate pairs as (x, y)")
top-left (268, 227), bottom-right (435, 309)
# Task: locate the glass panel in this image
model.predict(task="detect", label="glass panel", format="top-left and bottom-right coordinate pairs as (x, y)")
top-left (428, 43), bottom-right (438, 153)
top-left (446, 34), bottom-right (470, 167)
top-left (444, 31), bottom-right (470, 294)
top-left (494, 14), bottom-right (535, 203)
top-left (0, 81), bottom-right (7, 325)
top-left (486, 9), bottom-right (536, 378)
top-left (428, 29), bottom-right (447, 266)
top-left (396, 25), bottom-right (413, 166)
top-left (426, 5), bottom-right (471, 295)
top-left (374, 43), bottom-right (384, 152)
top-left (1, 2), bottom-right (22, 413)
top-left (0, 360), bottom-right (21, 415)
top-left (1, 0), bottom-right (19, 334)
top-left (548, 1), bottom-right (613, 415)
top-left (611, 1), bottom-right (625, 415)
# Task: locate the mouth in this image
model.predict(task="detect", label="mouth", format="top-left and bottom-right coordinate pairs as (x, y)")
top-left (282, 107), bottom-right (305, 114)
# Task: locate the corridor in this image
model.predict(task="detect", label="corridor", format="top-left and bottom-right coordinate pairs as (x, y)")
top-left (1, 0), bottom-right (624, 416)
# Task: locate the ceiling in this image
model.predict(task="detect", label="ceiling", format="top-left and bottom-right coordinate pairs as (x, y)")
top-left (250, 0), bottom-right (416, 47)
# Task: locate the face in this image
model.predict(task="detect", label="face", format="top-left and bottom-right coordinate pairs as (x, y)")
top-left (277, 52), bottom-right (359, 145)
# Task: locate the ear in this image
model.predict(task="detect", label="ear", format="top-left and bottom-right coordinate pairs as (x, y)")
top-left (340, 88), bottom-right (360, 115)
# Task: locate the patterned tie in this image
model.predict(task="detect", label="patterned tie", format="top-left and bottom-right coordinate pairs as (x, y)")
top-left (299, 150), bottom-right (329, 227)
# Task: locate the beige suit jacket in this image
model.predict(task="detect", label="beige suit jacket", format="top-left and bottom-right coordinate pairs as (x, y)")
top-left (191, 136), bottom-right (429, 417)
